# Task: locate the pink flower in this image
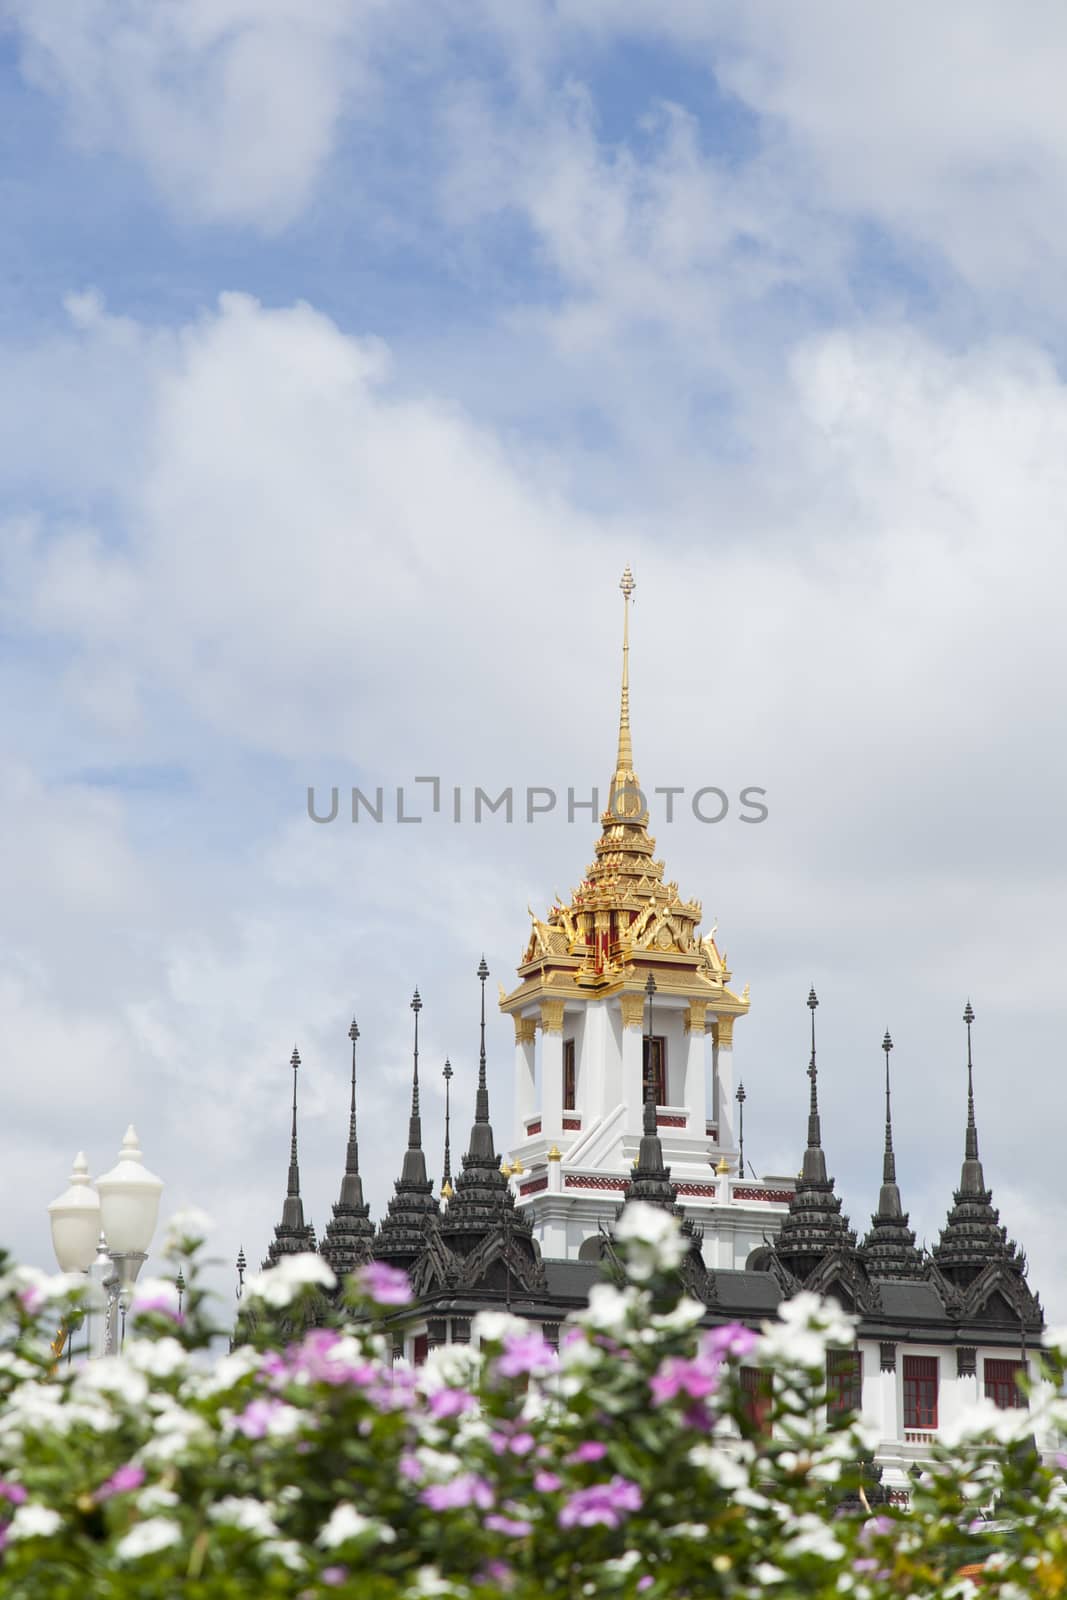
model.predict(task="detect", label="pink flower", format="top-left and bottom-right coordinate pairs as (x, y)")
top-left (485, 1514), bottom-right (533, 1537)
top-left (701, 1323), bottom-right (758, 1363)
top-left (650, 1355), bottom-right (720, 1407)
top-left (289, 1329), bottom-right (376, 1388)
top-left (490, 1430), bottom-right (536, 1457)
top-left (566, 1441), bottom-right (608, 1464)
top-left (475, 1561), bottom-right (515, 1590)
top-left (354, 1261), bottom-right (412, 1306)
top-left (130, 1288), bottom-right (182, 1320)
top-left (233, 1398), bottom-right (292, 1440)
top-left (95, 1464), bottom-right (146, 1502)
top-left (428, 1388), bottom-right (476, 1419)
top-left (399, 1453), bottom-right (423, 1482)
top-left (322, 1567), bottom-right (348, 1586)
top-left (0, 1483), bottom-right (28, 1506)
top-left (496, 1332), bottom-right (558, 1378)
top-left (534, 1471), bottom-right (561, 1493)
top-left (559, 1477), bottom-right (643, 1530)
top-left (420, 1474), bottom-right (494, 1512)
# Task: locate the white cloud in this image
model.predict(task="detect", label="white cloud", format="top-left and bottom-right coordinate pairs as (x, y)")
top-left (7, 0), bottom-right (384, 230)
top-left (536, 0), bottom-right (1067, 311)
top-left (3, 287), bottom-right (1067, 1311)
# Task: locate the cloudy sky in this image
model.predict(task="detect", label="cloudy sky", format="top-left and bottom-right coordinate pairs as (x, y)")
top-left (3, 2), bottom-right (1066, 1315)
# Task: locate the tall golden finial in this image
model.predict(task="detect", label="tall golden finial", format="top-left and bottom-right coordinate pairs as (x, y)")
top-left (616, 565), bottom-right (636, 779)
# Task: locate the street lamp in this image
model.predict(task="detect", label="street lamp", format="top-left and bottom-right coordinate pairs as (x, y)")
top-left (47, 1152), bottom-right (101, 1272)
top-left (47, 1125), bottom-right (164, 1357)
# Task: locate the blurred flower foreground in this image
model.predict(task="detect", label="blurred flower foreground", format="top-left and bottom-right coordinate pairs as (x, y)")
top-left (1, 1202), bottom-right (1066, 1599)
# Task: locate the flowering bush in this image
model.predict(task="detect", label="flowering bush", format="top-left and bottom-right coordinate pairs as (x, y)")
top-left (0, 1204), bottom-right (1065, 1597)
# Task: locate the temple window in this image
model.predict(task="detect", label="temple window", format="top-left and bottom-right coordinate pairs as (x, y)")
top-left (826, 1349), bottom-right (863, 1418)
top-left (984, 1358), bottom-right (1028, 1410)
top-left (642, 1035), bottom-right (667, 1104)
top-left (563, 1038), bottom-right (576, 1110)
top-left (902, 1355), bottom-right (938, 1428)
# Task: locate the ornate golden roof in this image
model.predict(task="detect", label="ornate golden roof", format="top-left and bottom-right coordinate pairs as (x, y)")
top-left (501, 568), bottom-right (748, 1018)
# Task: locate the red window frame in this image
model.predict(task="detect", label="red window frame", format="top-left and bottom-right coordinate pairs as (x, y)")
top-left (642, 1035), bottom-right (667, 1106)
top-left (739, 1365), bottom-right (773, 1436)
top-left (826, 1349), bottom-right (863, 1418)
top-left (902, 1355), bottom-right (938, 1428)
top-left (563, 1038), bottom-right (576, 1111)
top-left (984, 1358), bottom-right (1027, 1410)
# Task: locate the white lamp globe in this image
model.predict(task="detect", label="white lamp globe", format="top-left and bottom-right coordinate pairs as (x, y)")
top-left (95, 1126), bottom-right (163, 1256)
top-left (47, 1151), bottom-right (101, 1272)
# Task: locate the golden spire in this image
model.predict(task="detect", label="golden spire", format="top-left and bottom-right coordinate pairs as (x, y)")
top-left (615, 565), bottom-right (636, 780)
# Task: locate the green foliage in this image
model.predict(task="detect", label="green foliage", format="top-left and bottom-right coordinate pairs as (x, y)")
top-left (0, 1208), bottom-right (1065, 1598)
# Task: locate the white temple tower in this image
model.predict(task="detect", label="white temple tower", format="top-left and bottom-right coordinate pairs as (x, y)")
top-left (500, 568), bottom-right (793, 1265)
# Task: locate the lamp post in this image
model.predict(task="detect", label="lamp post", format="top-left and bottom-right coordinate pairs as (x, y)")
top-left (735, 1082), bottom-right (747, 1179)
top-left (47, 1125), bottom-right (164, 1357)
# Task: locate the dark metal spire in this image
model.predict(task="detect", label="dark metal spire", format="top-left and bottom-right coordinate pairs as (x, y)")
top-left (802, 987), bottom-right (827, 1182)
top-left (377, 987), bottom-right (438, 1265)
top-left (476, 955), bottom-right (490, 1122)
top-left (441, 957), bottom-right (535, 1258)
top-left (263, 1046), bottom-right (317, 1267)
top-left (465, 957), bottom-right (496, 1163)
top-left (401, 988), bottom-right (427, 1183)
top-left (642, 971), bottom-right (657, 1137)
top-left (860, 1027), bottom-right (922, 1278)
top-left (774, 987), bottom-right (856, 1281)
top-left (933, 1000), bottom-right (1031, 1292)
top-left (236, 1246), bottom-right (246, 1301)
top-left (321, 1016), bottom-right (375, 1277)
top-left (962, 999), bottom-right (981, 1180)
top-left (281, 1046), bottom-right (306, 1228)
top-left (882, 1029), bottom-right (896, 1186)
top-left (442, 1058), bottom-right (454, 1192)
top-left (736, 1081), bottom-right (747, 1180)
top-left (625, 973), bottom-right (676, 1208)
top-left (287, 1046), bottom-right (301, 1198)
top-left (342, 1019), bottom-right (362, 1195)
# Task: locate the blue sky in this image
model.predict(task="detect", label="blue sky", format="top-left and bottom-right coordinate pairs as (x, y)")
top-left (4, 1), bottom-right (1067, 1314)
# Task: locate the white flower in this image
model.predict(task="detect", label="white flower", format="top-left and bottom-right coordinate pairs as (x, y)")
top-left (782, 1512), bottom-right (845, 1561)
top-left (208, 1497), bottom-right (278, 1539)
top-left (406, 1566), bottom-right (465, 1598)
top-left (759, 1292), bottom-right (856, 1369)
top-left (76, 1359), bottom-right (149, 1407)
top-left (753, 1563), bottom-right (786, 1584)
top-left (7, 1505), bottom-right (62, 1541)
top-left (940, 1396), bottom-right (1033, 1448)
top-left (138, 1486), bottom-right (181, 1514)
top-left (243, 1254), bottom-right (335, 1308)
top-left (614, 1201), bottom-right (687, 1278)
top-left (262, 1538), bottom-right (305, 1571)
top-left (138, 1399), bottom-right (209, 1463)
top-left (577, 1282), bottom-right (645, 1334)
top-left (470, 1309), bottom-right (528, 1346)
top-left (115, 1517), bottom-right (184, 1561)
top-left (319, 1503), bottom-right (397, 1548)
top-left (651, 1297), bottom-right (706, 1333)
top-left (1043, 1324), bottom-right (1067, 1355)
top-left (189, 1345), bottom-right (261, 1398)
top-left (130, 1278), bottom-right (182, 1318)
top-left (689, 1444), bottom-right (750, 1489)
top-left (125, 1337), bottom-right (188, 1378)
top-left (0, 1266), bottom-right (85, 1315)
top-left (418, 1341), bottom-right (480, 1393)
top-left (164, 1207), bottom-right (215, 1249)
